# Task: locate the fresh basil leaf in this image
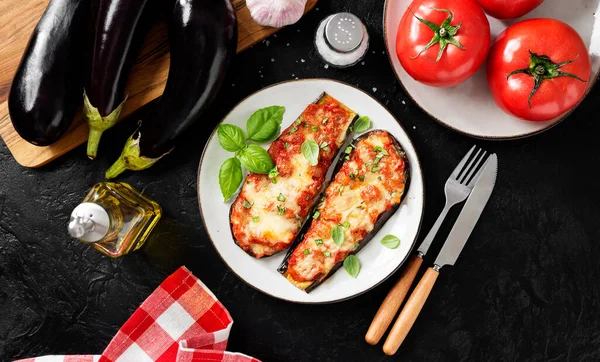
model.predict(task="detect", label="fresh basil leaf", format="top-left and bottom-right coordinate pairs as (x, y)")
top-left (343, 255), bottom-right (360, 278)
top-left (219, 157), bottom-right (243, 201)
top-left (237, 145), bottom-right (275, 174)
top-left (380, 234), bottom-right (401, 249)
top-left (301, 139), bottom-right (319, 166)
top-left (217, 124), bottom-right (246, 152)
top-left (332, 225), bottom-right (344, 246)
top-left (353, 116), bottom-right (371, 133)
top-left (246, 106), bottom-right (285, 142)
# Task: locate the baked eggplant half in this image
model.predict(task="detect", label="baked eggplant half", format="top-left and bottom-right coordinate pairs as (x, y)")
top-left (278, 130), bottom-right (410, 292)
top-left (230, 93), bottom-right (357, 258)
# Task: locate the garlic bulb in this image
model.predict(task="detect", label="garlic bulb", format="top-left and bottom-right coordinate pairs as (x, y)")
top-left (246, 0), bottom-right (308, 28)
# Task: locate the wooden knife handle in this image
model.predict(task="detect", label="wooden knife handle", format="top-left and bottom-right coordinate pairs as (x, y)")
top-left (365, 254), bottom-right (423, 345)
top-left (382, 267), bottom-right (439, 355)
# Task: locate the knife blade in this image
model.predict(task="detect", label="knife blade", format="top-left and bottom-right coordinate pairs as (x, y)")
top-left (433, 153), bottom-right (498, 269)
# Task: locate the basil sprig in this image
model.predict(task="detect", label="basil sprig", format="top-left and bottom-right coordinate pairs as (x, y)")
top-left (353, 116), bottom-right (371, 133)
top-left (343, 255), bottom-right (361, 278)
top-left (217, 106), bottom-right (285, 201)
top-left (380, 234), bottom-right (401, 249)
top-left (301, 139), bottom-right (319, 166)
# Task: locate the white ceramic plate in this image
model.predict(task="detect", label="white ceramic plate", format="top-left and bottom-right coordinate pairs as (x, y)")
top-left (384, 0), bottom-right (600, 139)
top-left (198, 79), bottom-right (424, 304)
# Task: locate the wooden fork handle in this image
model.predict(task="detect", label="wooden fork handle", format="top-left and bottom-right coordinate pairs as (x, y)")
top-left (382, 267), bottom-right (439, 355)
top-left (365, 254), bottom-right (423, 345)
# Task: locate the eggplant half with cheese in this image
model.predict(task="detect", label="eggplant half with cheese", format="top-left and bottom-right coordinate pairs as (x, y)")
top-left (278, 130), bottom-right (410, 292)
top-left (230, 93), bottom-right (357, 258)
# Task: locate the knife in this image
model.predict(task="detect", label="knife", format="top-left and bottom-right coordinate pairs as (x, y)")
top-left (382, 154), bottom-right (498, 355)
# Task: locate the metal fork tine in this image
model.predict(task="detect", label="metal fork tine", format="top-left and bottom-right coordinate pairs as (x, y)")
top-left (450, 145), bottom-right (476, 180)
top-left (462, 151), bottom-right (487, 185)
top-left (457, 147), bottom-right (482, 181)
top-left (467, 154), bottom-right (490, 187)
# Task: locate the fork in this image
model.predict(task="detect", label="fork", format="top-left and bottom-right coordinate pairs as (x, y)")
top-left (365, 146), bottom-right (488, 345)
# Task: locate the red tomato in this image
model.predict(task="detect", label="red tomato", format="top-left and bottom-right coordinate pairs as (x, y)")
top-left (396, 0), bottom-right (491, 87)
top-left (475, 0), bottom-right (544, 19)
top-left (487, 19), bottom-right (591, 122)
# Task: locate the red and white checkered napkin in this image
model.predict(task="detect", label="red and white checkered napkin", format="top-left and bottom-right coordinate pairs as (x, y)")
top-left (16, 266), bottom-right (260, 362)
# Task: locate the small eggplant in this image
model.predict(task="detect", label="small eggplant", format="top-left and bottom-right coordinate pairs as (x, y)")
top-left (105, 0), bottom-right (237, 178)
top-left (8, 0), bottom-right (89, 146)
top-left (84, 0), bottom-right (151, 159)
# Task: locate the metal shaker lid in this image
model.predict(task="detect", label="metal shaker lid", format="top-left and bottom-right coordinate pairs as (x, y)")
top-left (324, 12), bottom-right (365, 53)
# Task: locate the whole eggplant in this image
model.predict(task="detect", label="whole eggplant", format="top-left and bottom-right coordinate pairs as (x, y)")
top-left (84, 0), bottom-right (151, 159)
top-left (8, 0), bottom-right (89, 146)
top-left (105, 0), bottom-right (238, 179)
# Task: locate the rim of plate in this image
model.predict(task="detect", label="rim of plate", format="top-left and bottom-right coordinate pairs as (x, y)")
top-left (197, 78), bottom-right (425, 304)
top-left (383, 0), bottom-right (600, 140)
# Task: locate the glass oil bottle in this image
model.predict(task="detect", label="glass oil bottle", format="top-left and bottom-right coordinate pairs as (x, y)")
top-left (68, 182), bottom-right (161, 257)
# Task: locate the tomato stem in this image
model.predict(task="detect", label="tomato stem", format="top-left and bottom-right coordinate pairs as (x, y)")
top-left (409, 7), bottom-right (466, 62)
top-left (507, 50), bottom-right (587, 108)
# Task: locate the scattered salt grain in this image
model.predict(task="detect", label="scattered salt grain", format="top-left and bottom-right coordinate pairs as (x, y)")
top-left (292, 74), bottom-right (295, 77)
top-left (413, 126), bottom-right (416, 129)
top-left (361, 62), bottom-right (365, 65)
top-left (265, 40), bottom-right (270, 46)
top-left (402, 100), bottom-right (406, 105)
top-left (301, 59), bottom-right (305, 63)
top-left (271, 58), bottom-right (275, 62)
top-left (324, 64), bottom-right (329, 69)
top-left (287, 43), bottom-right (290, 46)
top-left (316, 7), bottom-right (319, 10)
top-left (372, 87), bottom-right (377, 92)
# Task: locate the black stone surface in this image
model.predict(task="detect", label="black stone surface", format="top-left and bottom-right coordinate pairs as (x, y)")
top-left (1, 1), bottom-right (600, 361)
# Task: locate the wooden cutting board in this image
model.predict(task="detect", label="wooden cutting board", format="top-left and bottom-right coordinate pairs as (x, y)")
top-left (0, 0), bottom-right (317, 168)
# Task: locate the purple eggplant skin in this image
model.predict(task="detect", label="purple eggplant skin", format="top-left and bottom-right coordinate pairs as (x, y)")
top-left (105, 0), bottom-right (238, 179)
top-left (8, 0), bottom-right (89, 146)
top-left (277, 130), bottom-right (411, 293)
top-left (84, 0), bottom-right (150, 159)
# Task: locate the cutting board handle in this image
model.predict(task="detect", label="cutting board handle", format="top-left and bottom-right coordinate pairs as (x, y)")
top-left (365, 254), bottom-right (423, 345)
top-left (382, 267), bottom-right (439, 355)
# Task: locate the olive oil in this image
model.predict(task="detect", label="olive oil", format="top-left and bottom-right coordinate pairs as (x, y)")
top-left (68, 182), bottom-right (161, 257)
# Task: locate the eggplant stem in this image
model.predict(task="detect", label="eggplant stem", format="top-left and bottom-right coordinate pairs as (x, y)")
top-left (105, 159), bottom-right (128, 179)
top-left (105, 131), bottom-right (165, 179)
top-left (83, 91), bottom-right (127, 159)
top-left (87, 128), bottom-right (103, 160)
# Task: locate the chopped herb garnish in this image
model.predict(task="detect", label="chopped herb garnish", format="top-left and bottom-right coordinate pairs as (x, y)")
top-left (305, 195), bottom-right (310, 201)
top-left (349, 173), bottom-right (356, 180)
top-left (243, 200), bottom-right (253, 209)
top-left (391, 192), bottom-right (397, 198)
top-left (378, 176), bottom-right (383, 181)
top-left (365, 161), bottom-right (372, 167)
top-left (349, 126), bottom-right (354, 132)
top-left (339, 185), bottom-right (344, 196)
top-left (320, 141), bottom-right (329, 149)
top-left (313, 210), bottom-right (320, 219)
top-left (311, 126), bottom-right (319, 132)
top-left (322, 117), bottom-right (329, 124)
top-left (303, 249), bottom-right (310, 255)
top-left (303, 122), bottom-right (309, 128)
top-left (252, 216), bottom-right (259, 223)
top-left (295, 118), bottom-right (302, 125)
top-left (345, 146), bottom-right (352, 154)
top-left (358, 175), bottom-right (365, 182)
top-left (354, 242), bottom-right (360, 250)
top-left (342, 221), bottom-right (351, 228)
top-left (277, 193), bottom-right (286, 202)
top-left (289, 126), bottom-right (298, 133)
top-left (374, 146), bottom-right (383, 152)
top-left (271, 178), bottom-right (277, 184)
top-left (345, 156), bottom-right (350, 160)
top-left (284, 142), bottom-right (289, 149)
top-left (246, 180), bottom-right (251, 184)
top-left (357, 205), bottom-right (365, 209)
top-left (324, 251), bottom-right (331, 257)
top-left (372, 166), bottom-right (382, 173)
top-left (381, 150), bottom-right (389, 156)
top-left (277, 205), bottom-right (286, 215)
top-left (294, 212), bottom-right (302, 220)
top-left (315, 239), bottom-right (323, 246)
